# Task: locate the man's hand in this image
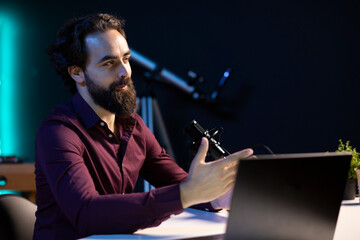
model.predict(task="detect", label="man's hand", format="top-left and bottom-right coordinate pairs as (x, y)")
top-left (180, 137), bottom-right (253, 209)
top-left (211, 188), bottom-right (233, 210)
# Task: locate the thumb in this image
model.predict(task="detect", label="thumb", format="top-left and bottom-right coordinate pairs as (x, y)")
top-left (191, 137), bottom-right (209, 168)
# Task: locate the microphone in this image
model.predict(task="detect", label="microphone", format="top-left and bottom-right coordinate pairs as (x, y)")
top-left (184, 120), bottom-right (230, 160)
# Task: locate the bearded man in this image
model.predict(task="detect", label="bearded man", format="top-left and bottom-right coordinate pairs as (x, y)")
top-left (34, 13), bottom-right (253, 240)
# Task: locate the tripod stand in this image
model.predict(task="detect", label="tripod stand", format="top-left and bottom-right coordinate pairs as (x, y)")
top-left (138, 81), bottom-right (176, 192)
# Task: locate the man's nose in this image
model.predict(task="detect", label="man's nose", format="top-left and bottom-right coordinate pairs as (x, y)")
top-left (118, 64), bottom-right (131, 79)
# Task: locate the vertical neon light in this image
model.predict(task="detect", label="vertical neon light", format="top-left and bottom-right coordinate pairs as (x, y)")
top-left (0, 12), bottom-right (18, 156)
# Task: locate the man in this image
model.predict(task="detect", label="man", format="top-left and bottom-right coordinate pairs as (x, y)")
top-left (34, 13), bottom-right (253, 239)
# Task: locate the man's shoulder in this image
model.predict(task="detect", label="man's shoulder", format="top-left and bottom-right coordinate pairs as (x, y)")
top-left (40, 100), bottom-right (79, 128)
top-left (36, 100), bottom-right (85, 147)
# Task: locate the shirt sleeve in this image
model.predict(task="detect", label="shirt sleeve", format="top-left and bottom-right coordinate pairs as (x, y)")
top-left (36, 121), bottom-right (184, 236)
top-left (136, 115), bottom-right (188, 187)
top-left (136, 116), bottom-right (219, 212)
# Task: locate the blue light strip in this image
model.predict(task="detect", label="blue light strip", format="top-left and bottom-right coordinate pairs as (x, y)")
top-left (0, 12), bottom-right (18, 156)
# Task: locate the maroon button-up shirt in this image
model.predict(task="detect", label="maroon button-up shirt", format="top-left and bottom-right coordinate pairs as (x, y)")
top-left (34, 93), bottom-right (212, 239)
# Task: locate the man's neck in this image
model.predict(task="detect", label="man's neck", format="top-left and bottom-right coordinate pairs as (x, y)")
top-left (95, 106), bottom-right (116, 132)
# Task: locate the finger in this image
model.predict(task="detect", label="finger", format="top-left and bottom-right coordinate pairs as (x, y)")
top-left (224, 180), bottom-right (236, 192)
top-left (221, 167), bottom-right (238, 181)
top-left (224, 168), bottom-right (238, 182)
top-left (220, 178), bottom-right (236, 195)
top-left (217, 148), bottom-right (253, 169)
top-left (192, 137), bottom-right (209, 167)
top-left (216, 164), bottom-right (238, 184)
top-left (224, 161), bottom-right (239, 170)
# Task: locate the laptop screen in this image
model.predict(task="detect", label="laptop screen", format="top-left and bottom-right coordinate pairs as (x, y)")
top-left (226, 152), bottom-right (351, 240)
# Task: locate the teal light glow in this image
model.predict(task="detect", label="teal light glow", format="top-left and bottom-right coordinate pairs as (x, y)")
top-left (0, 190), bottom-right (20, 196)
top-left (0, 11), bottom-right (18, 156)
top-left (0, 179), bottom-right (6, 186)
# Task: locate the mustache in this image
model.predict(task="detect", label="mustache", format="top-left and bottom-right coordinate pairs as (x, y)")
top-left (110, 77), bottom-right (133, 89)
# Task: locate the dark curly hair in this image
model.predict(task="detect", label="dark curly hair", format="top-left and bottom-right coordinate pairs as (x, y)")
top-left (46, 13), bottom-right (126, 94)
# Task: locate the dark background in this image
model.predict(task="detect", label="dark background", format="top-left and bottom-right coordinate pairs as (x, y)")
top-left (2, 0), bottom-right (360, 171)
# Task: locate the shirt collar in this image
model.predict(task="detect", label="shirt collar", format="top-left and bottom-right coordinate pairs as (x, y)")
top-left (72, 93), bottom-right (100, 129)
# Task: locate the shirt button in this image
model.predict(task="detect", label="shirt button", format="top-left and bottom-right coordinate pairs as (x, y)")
top-left (108, 134), bottom-right (113, 138)
top-left (100, 122), bottom-right (105, 126)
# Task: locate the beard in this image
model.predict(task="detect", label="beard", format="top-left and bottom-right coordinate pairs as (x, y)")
top-left (85, 72), bottom-right (137, 117)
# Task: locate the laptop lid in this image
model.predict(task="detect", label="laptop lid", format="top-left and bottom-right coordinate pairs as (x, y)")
top-left (225, 152), bottom-right (352, 240)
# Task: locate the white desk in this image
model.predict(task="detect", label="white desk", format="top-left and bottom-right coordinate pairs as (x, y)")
top-left (83, 208), bottom-right (227, 240)
top-left (333, 198), bottom-right (360, 240)
top-left (83, 199), bottom-right (360, 240)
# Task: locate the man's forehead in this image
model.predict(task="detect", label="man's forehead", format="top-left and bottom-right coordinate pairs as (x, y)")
top-left (85, 30), bottom-right (129, 58)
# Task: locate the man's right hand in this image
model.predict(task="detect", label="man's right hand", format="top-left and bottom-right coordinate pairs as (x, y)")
top-left (180, 137), bottom-right (254, 209)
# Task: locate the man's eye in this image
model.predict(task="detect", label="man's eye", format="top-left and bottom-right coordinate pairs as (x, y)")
top-left (104, 61), bottom-right (114, 66)
top-left (123, 56), bottom-right (130, 62)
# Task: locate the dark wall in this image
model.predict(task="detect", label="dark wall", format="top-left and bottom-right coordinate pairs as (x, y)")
top-left (3, 0), bottom-right (360, 170)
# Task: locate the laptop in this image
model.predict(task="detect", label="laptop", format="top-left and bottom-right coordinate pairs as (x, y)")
top-left (225, 152), bottom-right (352, 240)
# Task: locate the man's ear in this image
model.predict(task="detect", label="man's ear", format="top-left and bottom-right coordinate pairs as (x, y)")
top-left (67, 66), bottom-right (86, 86)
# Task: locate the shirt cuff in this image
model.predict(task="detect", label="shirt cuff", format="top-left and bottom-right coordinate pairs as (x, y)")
top-left (151, 184), bottom-right (185, 216)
